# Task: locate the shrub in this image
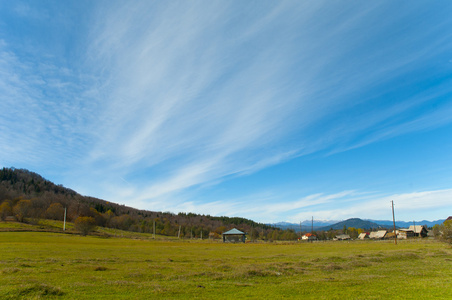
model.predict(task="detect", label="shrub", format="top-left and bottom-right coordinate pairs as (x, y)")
top-left (45, 203), bottom-right (65, 220)
top-left (0, 201), bottom-right (12, 221)
top-left (13, 200), bottom-right (32, 222)
top-left (434, 220), bottom-right (452, 243)
top-left (75, 216), bottom-right (97, 236)
top-left (441, 220), bottom-right (452, 243)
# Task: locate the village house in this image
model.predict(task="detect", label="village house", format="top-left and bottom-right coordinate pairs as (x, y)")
top-left (369, 230), bottom-right (387, 240)
top-left (408, 225), bottom-right (428, 237)
top-left (334, 234), bottom-right (351, 241)
top-left (358, 232), bottom-right (369, 240)
top-left (301, 233), bottom-right (317, 241)
top-left (397, 225), bottom-right (428, 238)
top-left (397, 229), bottom-right (415, 239)
top-left (385, 232), bottom-right (396, 240)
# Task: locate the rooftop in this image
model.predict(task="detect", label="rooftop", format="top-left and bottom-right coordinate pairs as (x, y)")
top-left (222, 228), bottom-right (245, 235)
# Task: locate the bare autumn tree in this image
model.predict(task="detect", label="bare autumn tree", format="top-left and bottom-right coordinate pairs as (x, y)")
top-left (45, 203), bottom-right (65, 220)
top-left (0, 201), bottom-right (12, 220)
top-left (89, 207), bottom-right (106, 227)
top-left (13, 199), bottom-right (32, 222)
top-left (75, 216), bottom-right (97, 236)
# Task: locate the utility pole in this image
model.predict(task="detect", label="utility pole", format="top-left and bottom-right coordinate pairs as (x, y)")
top-left (311, 216), bottom-right (314, 234)
top-left (63, 207), bottom-right (67, 231)
top-left (178, 225), bottom-right (181, 239)
top-left (391, 201), bottom-right (397, 245)
top-left (153, 220), bottom-right (156, 239)
top-left (299, 221), bottom-right (302, 237)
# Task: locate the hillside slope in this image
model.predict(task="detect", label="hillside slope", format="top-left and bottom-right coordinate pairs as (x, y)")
top-left (0, 167), bottom-right (282, 239)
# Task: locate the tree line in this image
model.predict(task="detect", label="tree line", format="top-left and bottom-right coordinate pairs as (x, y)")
top-left (4, 168), bottom-right (443, 242)
top-left (0, 167), bottom-right (297, 240)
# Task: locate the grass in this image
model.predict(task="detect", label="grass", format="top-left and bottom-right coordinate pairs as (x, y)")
top-left (0, 219), bottom-right (72, 232)
top-left (0, 228), bottom-right (451, 299)
top-left (0, 219), bottom-right (173, 239)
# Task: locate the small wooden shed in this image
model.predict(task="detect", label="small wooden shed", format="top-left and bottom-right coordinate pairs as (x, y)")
top-left (222, 228), bottom-right (246, 243)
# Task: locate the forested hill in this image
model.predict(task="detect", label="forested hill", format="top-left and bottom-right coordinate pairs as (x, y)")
top-left (0, 167), bottom-right (284, 239)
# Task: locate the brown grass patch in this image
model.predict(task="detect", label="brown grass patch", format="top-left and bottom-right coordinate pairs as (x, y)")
top-left (322, 263), bottom-right (343, 271)
top-left (17, 284), bottom-right (64, 297)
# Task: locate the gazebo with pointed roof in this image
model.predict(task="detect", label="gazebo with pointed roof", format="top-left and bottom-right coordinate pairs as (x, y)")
top-left (222, 228), bottom-right (246, 243)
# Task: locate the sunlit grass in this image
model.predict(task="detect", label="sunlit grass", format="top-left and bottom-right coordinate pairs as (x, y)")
top-left (0, 231), bottom-right (451, 299)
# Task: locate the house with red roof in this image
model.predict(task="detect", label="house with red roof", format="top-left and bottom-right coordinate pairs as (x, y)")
top-left (301, 233), bottom-right (317, 241)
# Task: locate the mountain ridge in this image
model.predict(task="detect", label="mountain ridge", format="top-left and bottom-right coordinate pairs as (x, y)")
top-left (271, 218), bottom-right (446, 232)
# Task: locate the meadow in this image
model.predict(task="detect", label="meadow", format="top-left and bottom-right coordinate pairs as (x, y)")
top-left (0, 226), bottom-right (451, 299)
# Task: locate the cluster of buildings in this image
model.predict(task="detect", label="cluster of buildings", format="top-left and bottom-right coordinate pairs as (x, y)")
top-left (357, 225), bottom-right (429, 240)
top-left (301, 225), bottom-right (430, 241)
top-left (222, 224), bottom-right (432, 243)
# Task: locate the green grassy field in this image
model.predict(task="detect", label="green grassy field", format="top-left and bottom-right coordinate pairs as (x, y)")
top-left (0, 228), bottom-right (451, 299)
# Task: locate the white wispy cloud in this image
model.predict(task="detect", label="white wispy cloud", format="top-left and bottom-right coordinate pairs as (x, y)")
top-left (82, 2), bottom-right (307, 190)
top-left (287, 189), bottom-right (452, 222)
top-left (125, 187), bottom-right (452, 223)
top-left (2, 1), bottom-right (452, 222)
top-left (71, 1), bottom-right (452, 208)
top-left (0, 37), bottom-right (95, 174)
top-left (193, 188), bottom-right (452, 223)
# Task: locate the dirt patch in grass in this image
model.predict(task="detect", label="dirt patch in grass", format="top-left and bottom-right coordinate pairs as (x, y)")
top-left (349, 261), bottom-right (370, 268)
top-left (17, 284), bottom-right (64, 297)
top-left (106, 280), bottom-right (136, 286)
top-left (383, 252), bottom-right (420, 262)
top-left (217, 264), bottom-right (232, 272)
top-left (322, 263), bottom-right (343, 271)
top-left (1, 267), bottom-right (20, 274)
top-left (127, 272), bottom-right (144, 278)
top-left (369, 257), bottom-right (383, 263)
top-left (233, 283), bottom-right (253, 287)
top-left (311, 258), bottom-right (321, 262)
top-left (94, 266), bottom-right (108, 271)
top-left (246, 269), bottom-right (268, 277)
top-left (244, 268), bottom-right (282, 278)
top-left (72, 282), bottom-right (96, 287)
top-left (187, 271), bottom-right (225, 280)
top-left (19, 263), bottom-right (33, 268)
top-left (322, 277), bottom-right (337, 281)
top-left (325, 256), bottom-right (346, 263)
top-left (426, 250), bottom-right (450, 257)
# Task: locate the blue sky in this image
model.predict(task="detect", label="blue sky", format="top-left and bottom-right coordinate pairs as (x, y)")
top-left (1, 1), bottom-right (452, 223)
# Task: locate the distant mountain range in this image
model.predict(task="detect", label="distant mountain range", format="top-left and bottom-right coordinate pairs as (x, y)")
top-left (367, 219), bottom-right (446, 228)
top-left (271, 220), bottom-right (337, 232)
top-left (271, 218), bottom-right (446, 232)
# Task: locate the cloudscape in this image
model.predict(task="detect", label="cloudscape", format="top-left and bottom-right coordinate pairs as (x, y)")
top-left (1, 1), bottom-right (452, 223)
